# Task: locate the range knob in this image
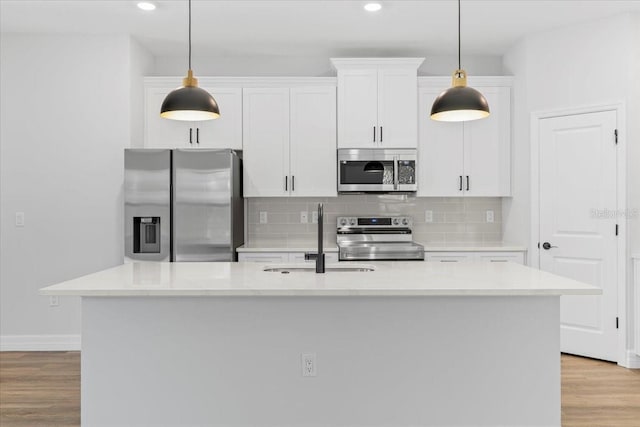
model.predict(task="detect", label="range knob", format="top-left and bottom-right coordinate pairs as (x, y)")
top-left (402, 218), bottom-right (409, 226)
top-left (350, 218), bottom-right (356, 226)
top-left (392, 218), bottom-right (400, 225)
top-left (339, 218), bottom-right (348, 226)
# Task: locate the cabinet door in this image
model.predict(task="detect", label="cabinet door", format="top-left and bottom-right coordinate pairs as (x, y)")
top-left (289, 87), bottom-right (337, 197)
top-left (463, 86), bottom-right (511, 197)
top-left (417, 88), bottom-right (464, 196)
top-left (195, 87), bottom-right (242, 149)
top-left (337, 69), bottom-right (378, 148)
top-left (426, 253), bottom-right (474, 263)
top-left (377, 68), bottom-right (418, 148)
top-left (243, 88), bottom-right (290, 197)
top-left (144, 87), bottom-right (193, 148)
top-left (238, 253), bottom-right (289, 263)
top-left (475, 252), bottom-right (525, 265)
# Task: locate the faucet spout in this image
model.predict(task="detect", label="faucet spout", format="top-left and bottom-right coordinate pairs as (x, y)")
top-left (304, 203), bottom-right (325, 273)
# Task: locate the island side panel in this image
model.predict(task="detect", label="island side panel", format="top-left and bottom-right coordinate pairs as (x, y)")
top-left (82, 296), bottom-right (560, 427)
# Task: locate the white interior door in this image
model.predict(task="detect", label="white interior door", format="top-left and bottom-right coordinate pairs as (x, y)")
top-left (539, 110), bottom-right (618, 361)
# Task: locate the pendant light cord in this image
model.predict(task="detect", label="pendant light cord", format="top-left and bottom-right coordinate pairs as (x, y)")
top-left (457, 0), bottom-right (461, 70)
top-left (188, 0), bottom-right (192, 71)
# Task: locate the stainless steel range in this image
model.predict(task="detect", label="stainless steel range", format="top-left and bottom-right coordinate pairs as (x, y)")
top-left (337, 216), bottom-right (425, 261)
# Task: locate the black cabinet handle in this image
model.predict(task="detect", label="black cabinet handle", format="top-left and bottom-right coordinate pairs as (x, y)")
top-left (196, 128), bottom-right (200, 144)
top-left (292, 175), bottom-right (295, 191)
top-left (380, 126), bottom-right (383, 143)
top-left (373, 126), bottom-right (376, 143)
top-left (189, 128), bottom-right (193, 144)
top-left (459, 176), bottom-right (463, 191)
top-left (285, 176), bottom-right (288, 191)
top-left (466, 175), bottom-right (470, 191)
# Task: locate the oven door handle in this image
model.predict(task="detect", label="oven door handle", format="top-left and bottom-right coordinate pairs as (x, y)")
top-left (393, 156), bottom-right (399, 190)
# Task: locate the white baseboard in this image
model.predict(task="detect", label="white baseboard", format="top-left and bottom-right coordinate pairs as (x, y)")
top-left (0, 334), bottom-right (81, 351)
top-left (622, 350), bottom-right (640, 369)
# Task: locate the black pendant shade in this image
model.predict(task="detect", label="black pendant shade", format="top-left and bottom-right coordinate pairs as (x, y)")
top-left (160, 81), bottom-right (220, 121)
top-left (430, 70), bottom-right (490, 122)
top-left (160, 0), bottom-right (219, 122)
top-left (430, 0), bottom-right (489, 122)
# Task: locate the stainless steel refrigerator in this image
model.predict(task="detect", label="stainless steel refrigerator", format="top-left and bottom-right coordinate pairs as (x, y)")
top-left (124, 149), bottom-right (243, 262)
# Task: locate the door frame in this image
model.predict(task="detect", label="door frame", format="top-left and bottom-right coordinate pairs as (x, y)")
top-left (530, 102), bottom-right (631, 367)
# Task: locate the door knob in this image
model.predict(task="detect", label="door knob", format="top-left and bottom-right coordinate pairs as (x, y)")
top-left (542, 242), bottom-right (557, 250)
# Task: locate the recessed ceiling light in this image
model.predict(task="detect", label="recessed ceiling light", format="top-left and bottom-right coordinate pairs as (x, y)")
top-left (137, 2), bottom-right (156, 11)
top-left (364, 3), bottom-right (382, 12)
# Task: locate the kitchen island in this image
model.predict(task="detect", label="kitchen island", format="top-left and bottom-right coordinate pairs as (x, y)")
top-left (41, 261), bottom-right (598, 427)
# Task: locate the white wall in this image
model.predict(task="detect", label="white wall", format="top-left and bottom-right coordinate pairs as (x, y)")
top-left (502, 12), bottom-right (640, 362)
top-left (130, 38), bottom-right (156, 148)
top-left (0, 34), bottom-right (153, 349)
top-left (153, 54), bottom-right (504, 77)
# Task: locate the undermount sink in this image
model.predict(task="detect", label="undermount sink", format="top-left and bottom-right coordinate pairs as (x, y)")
top-left (263, 263), bottom-right (375, 273)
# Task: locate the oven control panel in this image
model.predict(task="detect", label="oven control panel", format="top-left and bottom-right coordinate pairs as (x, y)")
top-left (337, 216), bottom-right (413, 228)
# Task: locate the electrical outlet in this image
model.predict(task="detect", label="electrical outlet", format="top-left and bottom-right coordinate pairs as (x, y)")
top-left (311, 211), bottom-right (318, 224)
top-left (425, 210), bottom-right (433, 223)
top-left (301, 353), bottom-right (317, 377)
top-left (486, 210), bottom-right (495, 223)
top-left (300, 211), bottom-right (308, 224)
top-left (259, 211), bottom-right (268, 224)
top-left (15, 212), bottom-right (25, 227)
top-left (49, 296), bottom-right (59, 307)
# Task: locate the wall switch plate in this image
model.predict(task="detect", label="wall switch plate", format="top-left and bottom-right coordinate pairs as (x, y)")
top-left (49, 296), bottom-right (59, 307)
top-left (425, 210), bottom-right (433, 223)
top-left (486, 210), bottom-right (495, 223)
top-left (259, 212), bottom-right (268, 224)
top-left (301, 353), bottom-right (317, 377)
top-left (300, 211), bottom-right (308, 224)
top-left (15, 212), bottom-right (25, 227)
top-left (311, 211), bottom-right (318, 224)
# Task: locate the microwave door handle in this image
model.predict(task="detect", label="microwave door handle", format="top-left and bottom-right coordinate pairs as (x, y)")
top-left (393, 156), bottom-right (399, 190)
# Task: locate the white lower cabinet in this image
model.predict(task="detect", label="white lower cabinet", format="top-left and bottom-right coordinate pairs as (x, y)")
top-left (238, 252), bottom-right (339, 263)
top-left (426, 251), bottom-right (526, 265)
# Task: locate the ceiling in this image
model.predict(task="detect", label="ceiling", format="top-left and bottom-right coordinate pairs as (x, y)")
top-left (1, 0), bottom-right (639, 58)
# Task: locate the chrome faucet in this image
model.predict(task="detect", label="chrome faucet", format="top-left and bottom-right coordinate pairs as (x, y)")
top-left (304, 203), bottom-right (325, 273)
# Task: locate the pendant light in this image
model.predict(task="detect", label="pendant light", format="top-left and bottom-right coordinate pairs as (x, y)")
top-left (160, 0), bottom-right (219, 121)
top-left (430, 0), bottom-right (489, 122)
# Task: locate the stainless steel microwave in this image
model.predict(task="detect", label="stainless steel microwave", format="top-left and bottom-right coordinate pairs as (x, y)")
top-left (337, 148), bottom-right (417, 193)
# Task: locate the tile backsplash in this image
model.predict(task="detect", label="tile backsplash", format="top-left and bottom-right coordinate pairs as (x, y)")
top-left (246, 195), bottom-right (502, 246)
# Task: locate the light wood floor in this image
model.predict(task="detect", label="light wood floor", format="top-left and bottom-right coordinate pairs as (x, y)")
top-left (1, 352), bottom-right (638, 426)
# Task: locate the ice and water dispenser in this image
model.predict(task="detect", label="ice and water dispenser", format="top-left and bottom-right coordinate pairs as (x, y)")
top-left (133, 217), bottom-right (160, 254)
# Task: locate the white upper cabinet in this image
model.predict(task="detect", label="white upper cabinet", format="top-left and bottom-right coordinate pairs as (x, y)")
top-left (289, 87), bottom-right (337, 197)
top-left (417, 78), bottom-right (512, 197)
top-left (144, 81), bottom-right (242, 149)
top-left (243, 86), bottom-right (337, 198)
top-left (332, 58), bottom-right (423, 149)
top-left (243, 88), bottom-right (290, 197)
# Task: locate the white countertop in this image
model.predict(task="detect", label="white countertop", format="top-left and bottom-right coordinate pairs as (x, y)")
top-left (40, 261), bottom-right (598, 297)
top-left (236, 242), bottom-right (526, 253)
